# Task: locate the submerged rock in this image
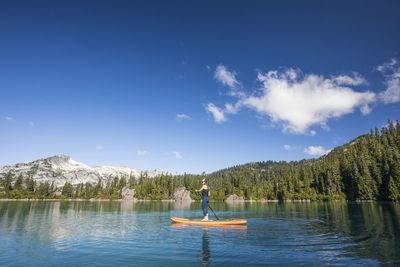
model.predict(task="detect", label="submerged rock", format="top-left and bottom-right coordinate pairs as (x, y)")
top-left (174, 187), bottom-right (192, 201)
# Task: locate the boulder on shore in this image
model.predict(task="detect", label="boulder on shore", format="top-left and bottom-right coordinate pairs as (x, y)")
top-left (225, 194), bottom-right (244, 202)
top-left (174, 187), bottom-right (192, 201)
top-left (121, 187), bottom-right (137, 201)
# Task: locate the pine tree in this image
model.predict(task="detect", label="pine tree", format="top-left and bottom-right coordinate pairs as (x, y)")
top-left (2, 171), bottom-right (14, 192)
top-left (62, 181), bottom-right (73, 197)
top-left (388, 176), bottom-right (400, 201)
top-left (38, 181), bottom-right (50, 198)
top-left (25, 176), bottom-right (35, 192)
top-left (93, 179), bottom-right (102, 197)
top-left (14, 174), bottom-right (24, 190)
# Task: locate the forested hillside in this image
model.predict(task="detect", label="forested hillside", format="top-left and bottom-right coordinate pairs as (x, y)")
top-left (1, 121), bottom-right (399, 201)
top-left (171, 121), bottom-right (400, 201)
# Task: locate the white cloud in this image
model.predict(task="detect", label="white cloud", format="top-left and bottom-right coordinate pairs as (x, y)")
top-left (224, 102), bottom-right (241, 114)
top-left (176, 113), bottom-right (192, 120)
top-left (332, 72), bottom-right (367, 86)
top-left (377, 58), bottom-right (400, 104)
top-left (207, 66), bottom-right (378, 133)
top-left (137, 150), bottom-right (150, 156)
top-left (96, 145), bottom-right (104, 151)
top-left (243, 69), bottom-right (376, 134)
top-left (164, 151), bottom-right (183, 160)
top-left (376, 58), bottom-right (397, 72)
top-left (283, 144), bottom-right (302, 151)
top-left (320, 122), bottom-right (330, 131)
top-left (5, 116), bottom-right (13, 121)
top-left (283, 145), bottom-right (292, 151)
top-left (360, 104), bottom-right (372, 115)
top-left (173, 151), bottom-right (183, 160)
top-left (309, 130), bottom-right (317, 136)
top-left (28, 121), bottom-right (34, 127)
top-left (204, 102), bottom-right (241, 124)
top-left (206, 103), bottom-right (227, 123)
top-left (304, 146), bottom-right (331, 156)
top-left (214, 64), bottom-right (240, 90)
top-left (380, 78), bottom-right (400, 103)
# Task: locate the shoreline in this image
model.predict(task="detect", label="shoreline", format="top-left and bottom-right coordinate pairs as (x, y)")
top-left (0, 198), bottom-right (396, 203)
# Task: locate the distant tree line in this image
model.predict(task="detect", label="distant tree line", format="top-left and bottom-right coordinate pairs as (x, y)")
top-left (0, 171), bottom-right (178, 200)
top-left (0, 173), bottom-right (57, 199)
top-left (0, 173), bottom-right (134, 200)
top-left (1, 121), bottom-right (399, 201)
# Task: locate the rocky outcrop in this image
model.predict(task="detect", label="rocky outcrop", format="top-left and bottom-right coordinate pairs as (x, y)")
top-left (174, 187), bottom-right (192, 201)
top-left (121, 187), bottom-right (137, 201)
top-left (225, 194), bottom-right (244, 202)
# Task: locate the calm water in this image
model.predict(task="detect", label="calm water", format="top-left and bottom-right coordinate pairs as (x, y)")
top-left (0, 201), bottom-right (399, 266)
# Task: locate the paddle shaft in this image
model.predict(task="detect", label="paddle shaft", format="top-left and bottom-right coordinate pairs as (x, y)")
top-left (207, 203), bottom-right (219, 220)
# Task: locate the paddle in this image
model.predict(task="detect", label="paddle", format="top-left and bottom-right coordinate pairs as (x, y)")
top-left (207, 203), bottom-right (220, 220)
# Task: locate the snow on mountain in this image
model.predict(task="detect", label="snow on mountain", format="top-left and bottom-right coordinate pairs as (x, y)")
top-left (93, 166), bottom-right (141, 178)
top-left (0, 155), bottom-right (168, 187)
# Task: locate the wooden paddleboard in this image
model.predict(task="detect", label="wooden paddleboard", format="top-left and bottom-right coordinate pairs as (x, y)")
top-left (170, 217), bottom-right (247, 226)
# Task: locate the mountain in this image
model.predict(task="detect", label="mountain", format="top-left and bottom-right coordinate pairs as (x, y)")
top-left (0, 155), bottom-right (167, 187)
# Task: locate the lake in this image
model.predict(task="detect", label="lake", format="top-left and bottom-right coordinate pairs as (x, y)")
top-left (0, 201), bottom-right (399, 266)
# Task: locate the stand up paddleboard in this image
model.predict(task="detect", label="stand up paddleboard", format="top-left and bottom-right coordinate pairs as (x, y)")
top-left (170, 217), bottom-right (247, 226)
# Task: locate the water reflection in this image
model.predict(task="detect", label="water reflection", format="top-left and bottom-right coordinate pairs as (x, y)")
top-left (245, 201), bottom-right (400, 265)
top-left (169, 223), bottom-right (248, 233)
top-left (0, 201), bottom-right (399, 265)
top-left (173, 201), bottom-right (192, 210)
top-left (202, 230), bottom-right (210, 266)
top-left (170, 223), bottom-right (248, 266)
top-left (343, 202), bottom-right (400, 263)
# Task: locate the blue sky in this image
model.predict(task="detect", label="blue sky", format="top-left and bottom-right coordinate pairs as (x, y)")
top-left (1, 0), bottom-right (399, 174)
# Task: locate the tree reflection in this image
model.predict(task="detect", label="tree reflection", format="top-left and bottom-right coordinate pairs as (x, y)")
top-left (202, 229), bottom-right (210, 266)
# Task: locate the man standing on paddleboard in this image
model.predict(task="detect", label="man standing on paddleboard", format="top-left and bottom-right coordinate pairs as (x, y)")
top-left (196, 179), bottom-right (210, 221)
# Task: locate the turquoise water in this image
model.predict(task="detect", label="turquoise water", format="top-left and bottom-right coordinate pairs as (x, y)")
top-left (0, 201), bottom-right (399, 266)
